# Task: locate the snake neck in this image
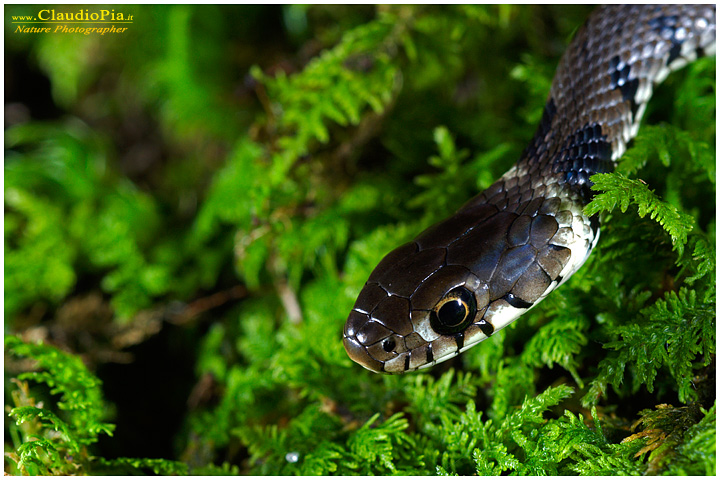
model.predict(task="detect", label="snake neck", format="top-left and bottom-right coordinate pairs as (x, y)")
top-left (504, 5), bottom-right (716, 211)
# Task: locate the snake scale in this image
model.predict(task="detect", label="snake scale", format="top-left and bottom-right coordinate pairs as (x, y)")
top-left (343, 5), bottom-right (716, 373)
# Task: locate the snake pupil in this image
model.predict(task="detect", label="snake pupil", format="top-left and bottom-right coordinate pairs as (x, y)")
top-left (382, 338), bottom-right (396, 352)
top-left (430, 287), bottom-right (477, 335)
top-left (438, 300), bottom-right (467, 327)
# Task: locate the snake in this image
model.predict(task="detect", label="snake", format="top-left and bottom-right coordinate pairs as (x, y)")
top-left (343, 5), bottom-right (716, 373)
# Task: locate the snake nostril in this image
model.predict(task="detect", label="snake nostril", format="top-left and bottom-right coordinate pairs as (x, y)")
top-left (382, 338), bottom-right (396, 352)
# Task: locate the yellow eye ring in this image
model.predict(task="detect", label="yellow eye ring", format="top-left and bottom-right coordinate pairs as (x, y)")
top-left (430, 287), bottom-right (477, 334)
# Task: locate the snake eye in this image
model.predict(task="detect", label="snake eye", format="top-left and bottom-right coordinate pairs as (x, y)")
top-left (430, 287), bottom-right (477, 335)
top-left (382, 338), bottom-right (396, 352)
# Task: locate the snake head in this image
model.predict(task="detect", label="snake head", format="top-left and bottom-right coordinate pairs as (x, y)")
top-left (343, 197), bottom-right (591, 373)
top-left (343, 241), bottom-right (494, 373)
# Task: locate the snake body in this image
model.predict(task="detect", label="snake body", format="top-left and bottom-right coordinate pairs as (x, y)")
top-left (343, 5), bottom-right (716, 373)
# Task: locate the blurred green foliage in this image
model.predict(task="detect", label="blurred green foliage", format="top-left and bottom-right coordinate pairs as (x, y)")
top-left (5, 337), bottom-right (188, 475)
top-left (5, 336), bottom-right (115, 475)
top-left (4, 4), bottom-right (715, 475)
